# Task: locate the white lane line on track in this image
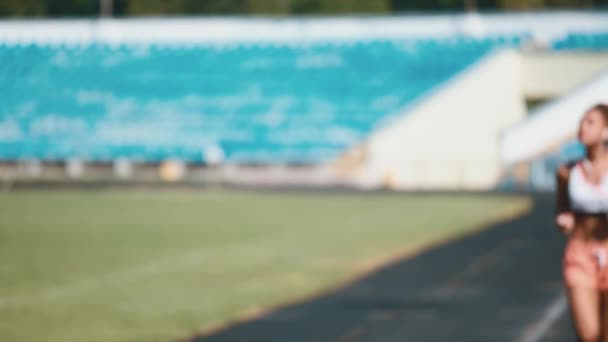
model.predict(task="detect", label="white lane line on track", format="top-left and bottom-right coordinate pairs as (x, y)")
top-left (514, 292), bottom-right (567, 342)
top-left (434, 237), bottom-right (524, 296)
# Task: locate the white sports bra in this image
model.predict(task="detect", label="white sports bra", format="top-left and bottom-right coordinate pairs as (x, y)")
top-left (568, 159), bottom-right (608, 213)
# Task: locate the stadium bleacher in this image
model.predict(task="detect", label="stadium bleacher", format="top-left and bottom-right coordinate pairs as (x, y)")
top-left (0, 36), bottom-right (525, 164)
top-left (552, 31), bottom-right (608, 51)
top-left (1, 30), bottom-right (605, 165)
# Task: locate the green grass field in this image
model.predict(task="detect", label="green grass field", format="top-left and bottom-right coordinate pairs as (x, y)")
top-left (0, 190), bottom-right (530, 342)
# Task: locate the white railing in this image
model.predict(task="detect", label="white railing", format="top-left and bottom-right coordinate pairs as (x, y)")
top-left (0, 11), bottom-right (607, 45)
top-left (501, 69), bottom-right (608, 166)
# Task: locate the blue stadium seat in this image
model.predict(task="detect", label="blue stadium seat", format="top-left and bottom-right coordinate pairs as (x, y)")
top-left (0, 34), bottom-right (547, 164)
top-left (552, 32), bottom-right (608, 51)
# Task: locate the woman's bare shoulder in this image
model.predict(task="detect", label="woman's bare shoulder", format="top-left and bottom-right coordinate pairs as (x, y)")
top-left (557, 159), bottom-right (580, 179)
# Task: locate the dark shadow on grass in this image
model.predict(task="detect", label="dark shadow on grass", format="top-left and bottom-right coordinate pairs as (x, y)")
top-left (186, 193), bottom-right (574, 342)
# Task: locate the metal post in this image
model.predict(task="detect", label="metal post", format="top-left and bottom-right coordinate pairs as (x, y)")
top-left (464, 0), bottom-right (477, 12)
top-left (100, 0), bottom-right (113, 17)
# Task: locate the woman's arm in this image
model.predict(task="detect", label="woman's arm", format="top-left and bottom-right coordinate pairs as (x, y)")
top-left (556, 165), bottom-right (571, 213)
top-left (555, 164), bottom-right (574, 234)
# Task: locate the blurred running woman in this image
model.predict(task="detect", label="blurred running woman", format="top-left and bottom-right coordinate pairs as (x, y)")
top-left (556, 103), bottom-right (608, 342)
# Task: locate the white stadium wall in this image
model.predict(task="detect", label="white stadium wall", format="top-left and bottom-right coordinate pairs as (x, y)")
top-left (348, 50), bottom-right (526, 190)
top-left (523, 52), bottom-right (608, 100)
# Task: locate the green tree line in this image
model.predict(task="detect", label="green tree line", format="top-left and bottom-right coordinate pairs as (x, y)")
top-left (0, 0), bottom-right (605, 17)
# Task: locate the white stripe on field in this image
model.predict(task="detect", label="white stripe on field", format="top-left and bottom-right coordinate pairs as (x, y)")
top-left (0, 250), bottom-right (210, 309)
top-left (0, 228), bottom-right (294, 310)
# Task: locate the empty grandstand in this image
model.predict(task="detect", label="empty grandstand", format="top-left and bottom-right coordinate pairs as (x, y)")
top-left (0, 38), bottom-right (507, 163)
top-left (1, 12), bottom-right (608, 189)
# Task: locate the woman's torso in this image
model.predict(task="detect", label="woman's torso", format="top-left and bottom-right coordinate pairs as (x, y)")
top-left (568, 159), bottom-right (608, 240)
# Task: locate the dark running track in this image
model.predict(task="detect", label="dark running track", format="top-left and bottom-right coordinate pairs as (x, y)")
top-left (190, 193), bottom-right (575, 342)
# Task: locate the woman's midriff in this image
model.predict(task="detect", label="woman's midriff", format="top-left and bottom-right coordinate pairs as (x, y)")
top-left (570, 214), bottom-right (608, 241)
top-left (564, 215), bottom-right (608, 290)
